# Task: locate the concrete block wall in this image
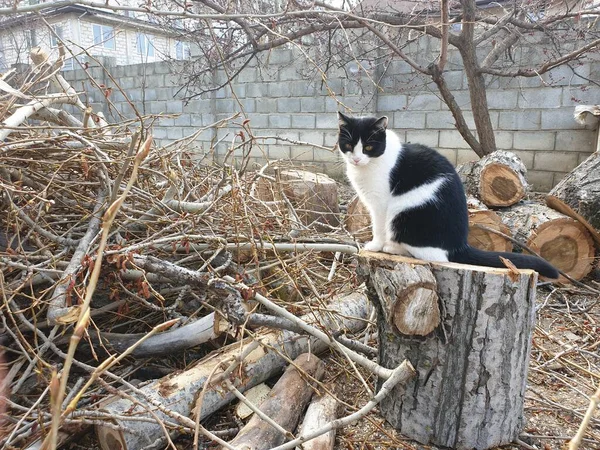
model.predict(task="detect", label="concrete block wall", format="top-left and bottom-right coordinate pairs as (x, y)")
top-left (61, 47), bottom-right (599, 191)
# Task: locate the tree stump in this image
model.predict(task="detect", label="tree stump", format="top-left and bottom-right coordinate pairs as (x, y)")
top-left (547, 150), bottom-right (600, 240)
top-left (500, 203), bottom-right (595, 281)
top-left (457, 151), bottom-right (529, 207)
top-left (279, 169), bottom-right (340, 231)
top-left (345, 195), bottom-right (372, 241)
top-left (357, 251), bottom-right (538, 450)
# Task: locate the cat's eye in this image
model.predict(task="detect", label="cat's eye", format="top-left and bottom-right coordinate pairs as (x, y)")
top-left (364, 145), bottom-right (373, 151)
top-left (344, 144), bottom-right (352, 150)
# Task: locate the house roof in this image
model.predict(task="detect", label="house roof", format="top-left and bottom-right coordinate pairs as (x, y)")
top-left (0, 4), bottom-right (183, 36)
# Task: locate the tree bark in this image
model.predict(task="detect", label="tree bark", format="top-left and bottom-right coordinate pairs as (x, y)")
top-left (547, 150), bottom-right (600, 236)
top-left (226, 353), bottom-right (325, 450)
top-left (95, 291), bottom-right (370, 450)
top-left (357, 251), bottom-right (538, 450)
top-left (501, 203), bottom-right (595, 281)
top-left (457, 150), bottom-right (529, 207)
top-left (296, 388), bottom-right (338, 450)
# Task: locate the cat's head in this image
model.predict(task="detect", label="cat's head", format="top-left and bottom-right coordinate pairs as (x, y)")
top-left (337, 112), bottom-right (388, 167)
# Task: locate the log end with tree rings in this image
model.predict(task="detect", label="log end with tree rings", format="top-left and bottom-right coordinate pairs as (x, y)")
top-left (531, 218), bottom-right (595, 281)
top-left (392, 282), bottom-right (440, 336)
top-left (467, 209), bottom-right (512, 253)
top-left (479, 163), bottom-right (526, 207)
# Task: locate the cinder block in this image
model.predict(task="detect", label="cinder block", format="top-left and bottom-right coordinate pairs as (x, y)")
top-left (166, 100), bottom-right (183, 113)
top-left (436, 148), bottom-right (458, 165)
top-left (292, 115), bottom-right (316, 128)
top-left (509, 150), bottom-right (535, 170)
top-left (499, 111), bottom-right (541, 130)
top-left (533, 151), bottom-right (578, 171)
top-left (268, 115), bottom-right (291, 128)
top-left (393, 111), bottom-right (426, 129)
top-left (406, 130), bottom-right (439, 147)
top-left (315, 114), bottom-right (338, 129)
top-left (156, 88), bottom-right (173, 101)
top-left (325, 97), bottom-right (340, 113)
top-left (512, 131), bottom-right (555, 150)
top-left (495, 131), bottom-right (513, 150)
top-left (541, 109), bottom-right (586, 130)
top-left (278, 66), bottom-right (298, 81)
top-left (299, 130), bottom-right (325, 146)
top-left (246, 83), bottom-right (267, 98)
top-left (377, 94), bottom-right (407, 112)
top-left (269, 83), bottom-right (293, 97)
top-left (174, 115), bottom-right (191, 126)
top-left (555, 130), bottom-right (596, 152)
top-left (289, 81), bottom-right (318, 97)
top-left (247, 114), bottom-right (269, 128)
top-left (517, 87), bottom-right (562, 109)
top-left (426, 111), bottom-right (459, 129)
top-left (143, 88), bottom-right (158, 102)
top-left (442, 71), bottom-right (463, 90)
top-left (216, 99), bottom-right (235, 113)
top-left (543, 64), bottom-right (590, 86)
top-left (407, 94), bottom-right (441, 111)
top-left (290, 146), bottom-right (315, 161)
top-left (457, 148), bottom-right (479, 164)
top-left (256, 98), bottom-right (277, 113)
top-left (268, 145), bottom-right (290, 160)
top-left (439, 130), bottom-right (469, 149)
top-left (149, 101), bottom-right (167, 114)
top-left (579, 151), bottom-right (594, 164)
top-left (277, 98), bottom-right (301, 113)
top-left (267, 49), bottom-right (292, 65)
top-left (527, 170), bottom-right (555, 192)
top-left (487, 90), bottom-right (518, 109)
top-left (152, 127), bottom-right (168, 139)
top-left (238, 67), bottom-right (257, 83)
top-left (239, 98), bottom-right (255, 113)
top-left (301, 97), bottom-right (326, 113)
top-left (323, 131), bottom-right (340, 147)
top-left (167, 127), bottom-right (183, 140)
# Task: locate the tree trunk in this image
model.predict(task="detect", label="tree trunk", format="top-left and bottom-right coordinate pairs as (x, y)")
top-left (501, 203), bottom-right (595, 281)
top-left (226, 353), bottom-right (325, 450)
top-left (547, 150), bottom-right (600, 237)
top-left (95, 292), bottom-right (370, 450)
top-left (356, 251), bottom-right (537, 450)
top-left (457, 151), bottom-right (529, 207)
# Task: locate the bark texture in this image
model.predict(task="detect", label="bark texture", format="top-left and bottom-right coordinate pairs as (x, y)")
top-left (344, 195), bottom-right (372, 242)
top-left (357, 251), bottom-right (538, 450)
top-left (547, 151), bottom-right (600, 234)
top-left (226, 353), bottom-right (325, 450)
top-left (501, 203), bottom-right (595, 281)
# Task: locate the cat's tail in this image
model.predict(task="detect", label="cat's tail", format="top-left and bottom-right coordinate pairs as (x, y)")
top-left (449, 245), bottom-right (559, 279)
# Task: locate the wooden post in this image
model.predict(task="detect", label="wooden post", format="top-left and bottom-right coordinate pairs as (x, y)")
top-left (357, 251), bottom-right (538, 450)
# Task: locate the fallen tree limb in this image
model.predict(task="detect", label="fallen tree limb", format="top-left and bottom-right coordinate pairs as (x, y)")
top-left (296, 386), bottom-right (339, 450)
top-left (95, 291), bottom-right (372, 450)
top-left (225, 353), bottom-right (325, 450)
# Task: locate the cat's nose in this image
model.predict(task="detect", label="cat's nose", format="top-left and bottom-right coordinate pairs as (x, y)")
top-left (352, 157), bottom-right (361, 163)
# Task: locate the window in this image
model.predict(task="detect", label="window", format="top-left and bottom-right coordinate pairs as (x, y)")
top-left (92, 24), bottom-right (115, 49)
top-left (136, 33), bottom-right (155, 57)
top-left (25, 30), bottom-right (37, 49)
top-left (50, 25), bottom-right (63, 48)
top-left (175, 40), bottom-right (190, 60)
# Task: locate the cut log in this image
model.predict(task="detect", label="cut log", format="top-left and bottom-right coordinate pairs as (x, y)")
top-left (236, 383), bottom-right (271, 420)
top-left (457, 151), bottom-right (529, 207)
top-left (547, 150), bottom-right (600, 238)
top-left (345, 195), bottom-right (372, 242)
top-left (279, 170), bottom-right (340, 231)
top-left (500, 203), bottom-right (595, 281)
top-left (95, 291), bottom-right (370, 450)
top-left (467, 208), bottom-right (513, 253)
top-left (226, 353), bottom-right (325, 450)
top-left (357, 251), bottom-right (538, 450)
top-left (296, 388), bottom-right (338, 450)
top-left (370, 263), bottom-right (440, 336)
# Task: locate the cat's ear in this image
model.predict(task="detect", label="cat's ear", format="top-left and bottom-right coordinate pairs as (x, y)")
top-left (374, 116), bottom-right (388, 130)
top-left (338, 111), bottom-right (351, 127)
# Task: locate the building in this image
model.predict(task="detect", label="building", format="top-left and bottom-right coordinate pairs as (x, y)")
top-left (0, 1), bottom-right (192, 70)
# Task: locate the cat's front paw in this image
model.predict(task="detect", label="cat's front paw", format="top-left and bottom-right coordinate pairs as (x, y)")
top-left (383, 242), bottom-right (411, 256)
top-left (363, 241), bottom-right (384, 252)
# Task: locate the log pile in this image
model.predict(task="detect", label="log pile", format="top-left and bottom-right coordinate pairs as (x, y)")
top-left (1, 49), bottom-right (419, 450)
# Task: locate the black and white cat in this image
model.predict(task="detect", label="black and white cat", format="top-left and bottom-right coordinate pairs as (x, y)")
top-left (338, 111), bottom-right (559, 279)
